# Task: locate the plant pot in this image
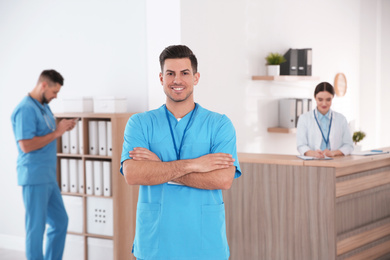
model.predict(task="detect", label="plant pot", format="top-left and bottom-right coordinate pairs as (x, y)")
top-left (267, 65), bottom-right (280, 76)
top-left (354, 144), bottom-right (362, 152)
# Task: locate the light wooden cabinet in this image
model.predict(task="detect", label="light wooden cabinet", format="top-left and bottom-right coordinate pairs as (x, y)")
top-left (55, 113), bottom-right (139, 260)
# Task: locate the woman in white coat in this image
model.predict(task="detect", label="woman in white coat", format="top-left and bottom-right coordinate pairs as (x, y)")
top-left (297, 82), bottom-right (354, 158)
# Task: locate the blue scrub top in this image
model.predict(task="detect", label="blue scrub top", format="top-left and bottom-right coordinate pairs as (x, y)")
top-left (120, 104), bottom-right (241, 260)
top-left (11, 96), bottom-right (57, 186)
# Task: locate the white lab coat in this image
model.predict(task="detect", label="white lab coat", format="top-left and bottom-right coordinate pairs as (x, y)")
top-left (296, 109), bottom-right (354, 155)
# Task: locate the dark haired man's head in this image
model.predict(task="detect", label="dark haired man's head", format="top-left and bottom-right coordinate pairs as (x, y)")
top-left (38, 69), bottom-right (64, 86)
top-left (159, 45), bottom-right (198, 74)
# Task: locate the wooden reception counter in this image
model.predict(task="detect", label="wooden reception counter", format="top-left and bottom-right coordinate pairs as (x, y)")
top-left (223, 149), bottom-right (390, 260)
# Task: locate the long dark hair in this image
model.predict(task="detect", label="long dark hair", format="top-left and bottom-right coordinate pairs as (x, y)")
top-left (314, 82), bottom-right (334, 97)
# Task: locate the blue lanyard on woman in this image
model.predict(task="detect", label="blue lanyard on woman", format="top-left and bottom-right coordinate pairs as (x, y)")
top-left (314, 110), bottom-right (332, 148)
top-left (165, 103), bottom-right (198, 160)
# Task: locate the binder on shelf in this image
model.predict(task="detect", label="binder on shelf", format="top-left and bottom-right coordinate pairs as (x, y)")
top-left (77, 159), bottom-right (84, 193)
top-left (60, 158), bottom-right (70, 192)
top-left (93, 161), bottom-right (103, 196)
top-left (279, 98), bottom-right (304, 128)
top-left (103, 161), bottom-right (111, 197)
top-left (302, 98), bottom-right (312, 113)
top-left (69, 159), bottom-right (78, 193)
top-left (280, 48), bottom-right (298, 75)
top-left (88, 121), bottom-right (98, 155)
top-left (298, 48), bottom-right (312, 76)
top-left (78, 120), bottom-right (83, 154)
top-left (85, 160), bottom-right (94, 195)
top-left (61, 131), bottom-right (70, 154)
top-left (69, 123), bottom-right (79, 154)
top-left (98, 121), bottom-right (107, 156)
top-left (106, 121), bottom-right (112, 156)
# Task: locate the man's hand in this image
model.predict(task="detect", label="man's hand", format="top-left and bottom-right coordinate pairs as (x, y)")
top-left (189, 153), bottom-right (235, 173)
top-left (55, 119), bottom-right (77, 137)
top-left (129, 147), bottom-right (161, 162)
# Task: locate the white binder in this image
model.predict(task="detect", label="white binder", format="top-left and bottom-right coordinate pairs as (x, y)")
top-left (61, 131), bottom-right (70, 154)
top-left (88, 121), bottom-right (98, 155)
top-left (78, 159), bottom-right (84, 193)
top-left (98, 121), bottom-right (107, 156)
top-left (93, 161), bottom-right (103, 196)
top-left (69, 123), bottom-right (79, 154)
top-left (85, 160), bottom-right (94, 195)
top-left (78, 120), bottom-right (83, 154)
top-left (103, 161), bottom-right (111, 197)
top-left (60, 158), bottom-right (70, 192)
top-left (106, 121), bottom-right (112, 156)
top-left (69, 159), bottom-right (78, 193)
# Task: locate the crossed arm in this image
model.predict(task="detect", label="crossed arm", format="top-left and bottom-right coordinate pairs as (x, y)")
top-left (122, 147), bottom-right (236, 190)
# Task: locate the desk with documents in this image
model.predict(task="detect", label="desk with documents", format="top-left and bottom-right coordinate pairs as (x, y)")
top-left (223, 149), bottom-right (390, 260)
top-left (55, 112), bottom-right (139, 260)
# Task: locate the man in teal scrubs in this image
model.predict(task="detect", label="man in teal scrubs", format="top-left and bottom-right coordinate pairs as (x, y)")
top-left (121, 45), bottom-right (241, 260)
top-left (11, 70), bottom-right (76, 260)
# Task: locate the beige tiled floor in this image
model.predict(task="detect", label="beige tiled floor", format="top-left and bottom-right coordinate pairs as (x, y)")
top-left (0, 248), bottom-right (25, 260)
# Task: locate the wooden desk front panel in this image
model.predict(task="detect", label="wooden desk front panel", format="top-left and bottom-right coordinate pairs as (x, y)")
top-left (223, 163), bottom-right (336, 260)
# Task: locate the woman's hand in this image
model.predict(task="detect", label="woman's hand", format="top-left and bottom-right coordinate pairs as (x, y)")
top-left (304, 149), bottom-right (325, 159)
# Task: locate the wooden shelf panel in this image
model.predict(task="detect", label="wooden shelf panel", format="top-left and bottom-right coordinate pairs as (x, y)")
top-left (83, 155), bottom-right (112, 160)
top-left (267, 127), bottom-right (297, 134)
top-left (57, 153), bottom-right (83, 158)
top-left (336, 170), bottom-right (390, 197)
top-left (252, 75), bottom-right (320, 81)
top-left (337, 222), bottom-right (390, 256)
top-left (344, 240), bottom-right (390, 260)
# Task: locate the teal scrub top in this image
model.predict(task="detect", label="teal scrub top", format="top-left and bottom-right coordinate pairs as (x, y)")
top-left (11, 96), bottom-right (57, 186)
top-left (120, 104), bottom-right (241, 260)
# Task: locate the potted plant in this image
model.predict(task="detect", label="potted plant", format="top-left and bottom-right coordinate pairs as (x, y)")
top-left (352, 131), bottom-right (366, 151)
top-left (265, 52), bottom-right (286, 76)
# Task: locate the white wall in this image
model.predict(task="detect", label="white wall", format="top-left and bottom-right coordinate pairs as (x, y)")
top-left (360, 0), bottom-right (390, 149)
top-left (180, 0), bottom-right (362, 154)
top-left (0, 0), bottom-right (148, 249)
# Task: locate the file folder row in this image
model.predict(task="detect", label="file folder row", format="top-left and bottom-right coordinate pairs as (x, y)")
top-left (85, 160), bottom-right (112, 197)
top-left (88, 120), bottom-right (113, 156)
top-left (60, 159), bottom-right (84, 193)
top-left (61, 120), bottom-right (83, 154)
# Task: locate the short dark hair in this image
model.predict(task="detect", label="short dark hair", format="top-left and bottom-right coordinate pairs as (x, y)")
top-left (38, 69), bottom-right (64, 86)
top-left (314, 82), bottom-right (335, 97)
top-left (159, 45), bottom-right (198, 73)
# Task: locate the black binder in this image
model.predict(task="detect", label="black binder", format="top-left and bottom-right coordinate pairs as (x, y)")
top-left (280, 48), bottom-right (298, 75)
top-left (298, 48), bottom-right (312, 75)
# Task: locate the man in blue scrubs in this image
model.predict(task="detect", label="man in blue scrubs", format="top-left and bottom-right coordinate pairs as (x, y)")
top-left (121, 45), bottom-right (241, 260)
top-left (11, 70), bottom-right (76, 260)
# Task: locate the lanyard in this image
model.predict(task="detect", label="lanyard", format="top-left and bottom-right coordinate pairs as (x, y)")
top-left (314, 110), bottom-right (332, 148)
top-left (28, 94), bottom-right (56, 131)
top-left (165, 103), bottom-right (198, 160)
